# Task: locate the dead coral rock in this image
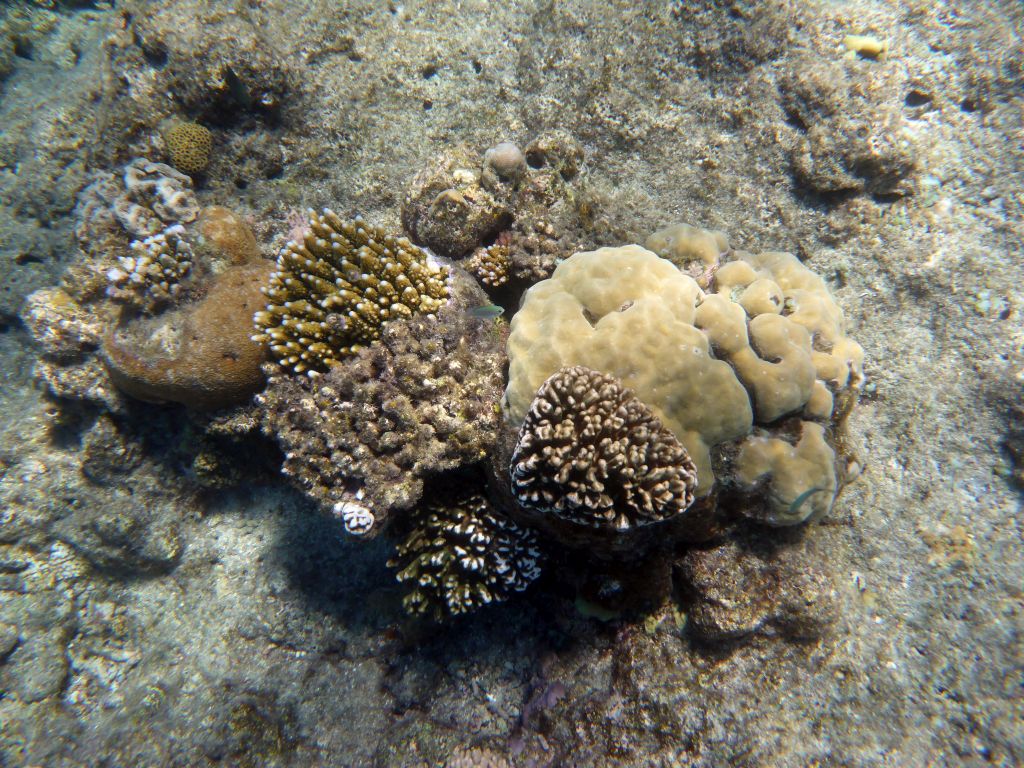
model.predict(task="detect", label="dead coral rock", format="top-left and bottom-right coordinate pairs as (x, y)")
top-left (133, 8), bottom-right (290, 126)
top-left (780, 57), bottom-right (917, 196)
top-left (197, 205), bottom-right (260, 265)
top-left (258, 268), bottom-right (505, 530)
top-left (21, 288), bottom-right (103, 361)
top-left (445, 746), bottom-right (514, 768)
top-left (102, 262), bottom-right (272, 410)
top-left (678, 538), bottom-right (839, 643)
top-left (401, 146), bottom-right (512, 258)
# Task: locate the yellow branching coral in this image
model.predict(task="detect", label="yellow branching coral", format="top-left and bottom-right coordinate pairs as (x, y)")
top-left (253, 209), bottom-right (449, 374)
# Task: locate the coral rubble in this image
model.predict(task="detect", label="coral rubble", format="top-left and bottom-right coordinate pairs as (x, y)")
top-left (253, 210), bottom-right (450, 375)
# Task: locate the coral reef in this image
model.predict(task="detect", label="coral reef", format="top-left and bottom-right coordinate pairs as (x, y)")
top-left (105, 224), bottom-right (194, 311)
top-left (164, 121), bottom-right (213, 176)
top-left (253, 210), bottom-right (449, 375)
top-left (503, 227), bottom-right (863, 524)
top-left (103, 263), bottom-right (272, 409)
top-left (257, 267), bottom-right (505, 526)
top-left (510, 365), bottom-right (698, 538)
top-left (388, 490), bottom-right (541, 620)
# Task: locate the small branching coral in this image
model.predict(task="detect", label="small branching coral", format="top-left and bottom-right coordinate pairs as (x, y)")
top-left (253, 209), bottom-right (449, 374)
top-left (106, 224), bottom-right (194, 311)
top-left (388, 490), bottom-right (542, 620)
top-left (511, 365), bottom-right (699, 531)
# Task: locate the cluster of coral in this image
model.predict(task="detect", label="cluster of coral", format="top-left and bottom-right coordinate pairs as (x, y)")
top-left (401, 133), bottom-right (614, 297)
top-left (256, 260), bottom-right (505, 526)
top-left (21, 137), bottom-right (864, 622)
top-left (503, 228), bottom-right (863, 532)
top-left (24, 157), bottom-right (270, 418)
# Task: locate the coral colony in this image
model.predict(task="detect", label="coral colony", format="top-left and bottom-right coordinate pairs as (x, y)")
top-left (26, 140), bottom-right (863, 620)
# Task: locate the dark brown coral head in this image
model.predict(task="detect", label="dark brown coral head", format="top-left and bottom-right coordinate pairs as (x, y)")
top-left (510, 365), bottom-right (698, 530)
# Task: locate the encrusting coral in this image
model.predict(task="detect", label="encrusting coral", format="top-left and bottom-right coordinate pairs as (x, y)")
top-left (103, 262), bottom-right (273, 409)
top-left (511, 366), bottom-right (698, 532)
top-left (388, 490), bottom-right (542, 620)
top-left (253, 209), bottom-right (450, 375)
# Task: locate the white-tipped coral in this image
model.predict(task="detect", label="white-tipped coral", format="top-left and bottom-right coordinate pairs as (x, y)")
top-left (511, 366), bottom-right (698, 531)
top-left (388, 491), bottom-right (542, 620)
top-left (106, 224), bottom-right (193, 311)
top-left (253, 209), bottom-right (450, 375)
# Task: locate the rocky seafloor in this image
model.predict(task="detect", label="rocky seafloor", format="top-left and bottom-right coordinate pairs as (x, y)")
top-left (0, 1), bottom-right (1022, 766)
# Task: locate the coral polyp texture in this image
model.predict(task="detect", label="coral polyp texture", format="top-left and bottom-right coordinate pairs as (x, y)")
top-left (503, 225), bottom-right (863, 527)
top-left (164, 121), bottom-right (213, 176)
top-left (257, 267), bottom-right (506, 525)
top-left (511, 366), bottom-right (698, 531)
top-left (466, 242), bottom-right (511, 288)
top-left (388, 491), bottom-right (542, 620)
top-left (253, 209), bottom-right (450, 375)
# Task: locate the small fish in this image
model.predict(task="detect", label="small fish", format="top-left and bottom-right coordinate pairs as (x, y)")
top-left (789, 486), bottom-right (826, 517)
top-left (468, 304), bottom-right (504, 319)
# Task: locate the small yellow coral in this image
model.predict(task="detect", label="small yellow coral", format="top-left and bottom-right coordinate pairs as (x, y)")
top-left (253, 209), bottom-right (449, 374)
top-left (165, 122), bottom-right (213, 175)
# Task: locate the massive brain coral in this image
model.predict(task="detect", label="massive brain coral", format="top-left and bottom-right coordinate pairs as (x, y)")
top-left (503, 229), bottom-right (863, 527)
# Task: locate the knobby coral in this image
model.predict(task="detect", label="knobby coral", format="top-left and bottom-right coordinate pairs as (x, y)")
top-left (253, 210), bottom-right (449, 374)
top-left (503, 227), bottom-right (863, 527)
top-left (106, 224), bottom-right (194, 311)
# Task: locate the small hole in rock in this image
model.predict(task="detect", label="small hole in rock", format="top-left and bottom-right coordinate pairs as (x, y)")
top-left (422, 99), bottom-right (433, 110)
top-left (421, 64), bottom-right (438, 79)
top-left (525, 151), bottom-right (546, 169)
top-left (904, 90), bottom-right (931, 108)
